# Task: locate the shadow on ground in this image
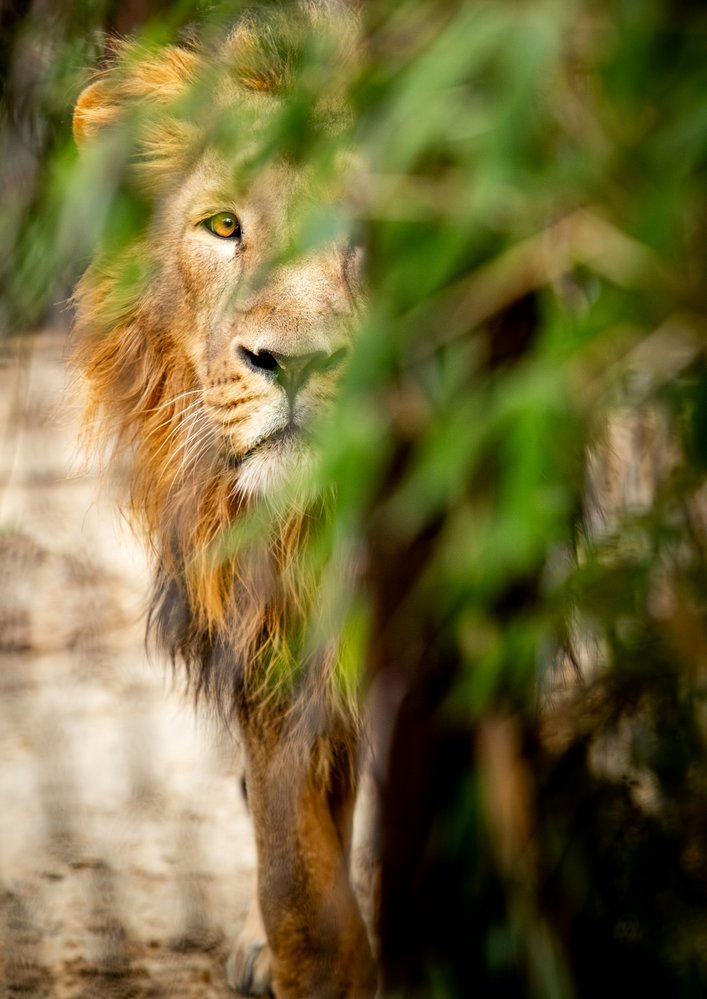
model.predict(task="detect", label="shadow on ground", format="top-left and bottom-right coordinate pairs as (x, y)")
top-left (0, 327), bottom-right (253, 997)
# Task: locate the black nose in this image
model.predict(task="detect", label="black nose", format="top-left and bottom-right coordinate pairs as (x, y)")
top-left (238, 346), bottom-right (347, 400)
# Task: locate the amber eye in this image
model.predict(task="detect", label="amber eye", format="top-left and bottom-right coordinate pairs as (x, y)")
top-left (203, 211), bottom-right (241, 240)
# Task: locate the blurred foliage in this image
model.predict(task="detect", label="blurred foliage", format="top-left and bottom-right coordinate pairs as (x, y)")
top-left (3, 0), bottom-right (707, 997)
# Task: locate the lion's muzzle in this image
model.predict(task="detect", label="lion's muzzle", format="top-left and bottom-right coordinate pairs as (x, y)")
top-left (237, 344), bottom-right (348, 407)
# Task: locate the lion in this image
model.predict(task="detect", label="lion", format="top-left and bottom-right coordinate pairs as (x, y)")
top-left (71, 6), bottom-right (375, 997)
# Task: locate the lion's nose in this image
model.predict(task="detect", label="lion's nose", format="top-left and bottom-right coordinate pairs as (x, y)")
top-left (237, 346), bottom-right (348, 401)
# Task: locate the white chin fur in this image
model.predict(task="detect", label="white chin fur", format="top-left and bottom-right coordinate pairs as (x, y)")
top-left (234, 435), bottom-right (313, 500)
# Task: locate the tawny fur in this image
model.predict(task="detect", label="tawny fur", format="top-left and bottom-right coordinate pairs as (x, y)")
top-left (71, 4), bottom-right (360, 728)
top-left (72, 10), bottom-right (377, 995)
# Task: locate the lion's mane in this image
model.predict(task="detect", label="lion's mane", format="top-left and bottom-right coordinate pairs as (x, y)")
top-left (72, 6), bottom-right (359, 729)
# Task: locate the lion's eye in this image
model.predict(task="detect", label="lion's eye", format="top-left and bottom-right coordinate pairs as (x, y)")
top-left (203, 212), bottom-right (241, 240)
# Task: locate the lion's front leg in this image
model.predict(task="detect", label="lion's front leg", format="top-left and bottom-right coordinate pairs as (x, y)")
top-left (241, 725), bottom-right (376, 999)
top-left (227, 883), bottom-right (273, 996)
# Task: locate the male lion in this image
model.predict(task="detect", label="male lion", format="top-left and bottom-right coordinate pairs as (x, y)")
top-left (72, 6), bottom-right (374, 997)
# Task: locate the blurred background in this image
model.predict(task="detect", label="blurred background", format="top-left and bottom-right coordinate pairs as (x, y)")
top-left (1, 0), bottom-right (707, 996)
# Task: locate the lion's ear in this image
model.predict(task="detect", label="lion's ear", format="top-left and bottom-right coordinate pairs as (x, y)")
top-left (73, 78), bottom-right (119, 148)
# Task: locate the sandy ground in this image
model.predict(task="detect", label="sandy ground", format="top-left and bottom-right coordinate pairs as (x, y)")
top-left (0, 328), bottom-right (255, 997)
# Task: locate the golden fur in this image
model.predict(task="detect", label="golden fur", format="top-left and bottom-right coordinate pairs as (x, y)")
top-left (72, 6), bottom-right (360, 718)
top-left (72, 7), bottom-right (374, 996)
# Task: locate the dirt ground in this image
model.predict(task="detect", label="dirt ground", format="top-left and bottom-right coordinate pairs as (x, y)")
top-left (0, 327), bottom-right (255, 997)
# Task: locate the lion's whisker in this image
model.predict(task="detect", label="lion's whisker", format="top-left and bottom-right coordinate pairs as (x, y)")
top-left (145, 389), bottom-right (203, 414)
top-left (178, 418), bottom-right (218, 477)
top-left (148, 411), bottom-right (206, 470)
top-left (144, 398), bottom-right (205, 444)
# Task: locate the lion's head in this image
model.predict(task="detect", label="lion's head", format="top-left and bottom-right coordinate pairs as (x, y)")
top-left (72, 6), bottom-right (362, 709)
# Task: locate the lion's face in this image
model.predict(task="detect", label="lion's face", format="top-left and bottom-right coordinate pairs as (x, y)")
top-left (73, 25), bottom-right (362, 502)
top-left (150, 145), bottom-right (361, 496)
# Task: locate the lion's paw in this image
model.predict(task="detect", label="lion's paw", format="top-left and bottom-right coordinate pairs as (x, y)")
top-left (226, 934), bottom-right (273, 997)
